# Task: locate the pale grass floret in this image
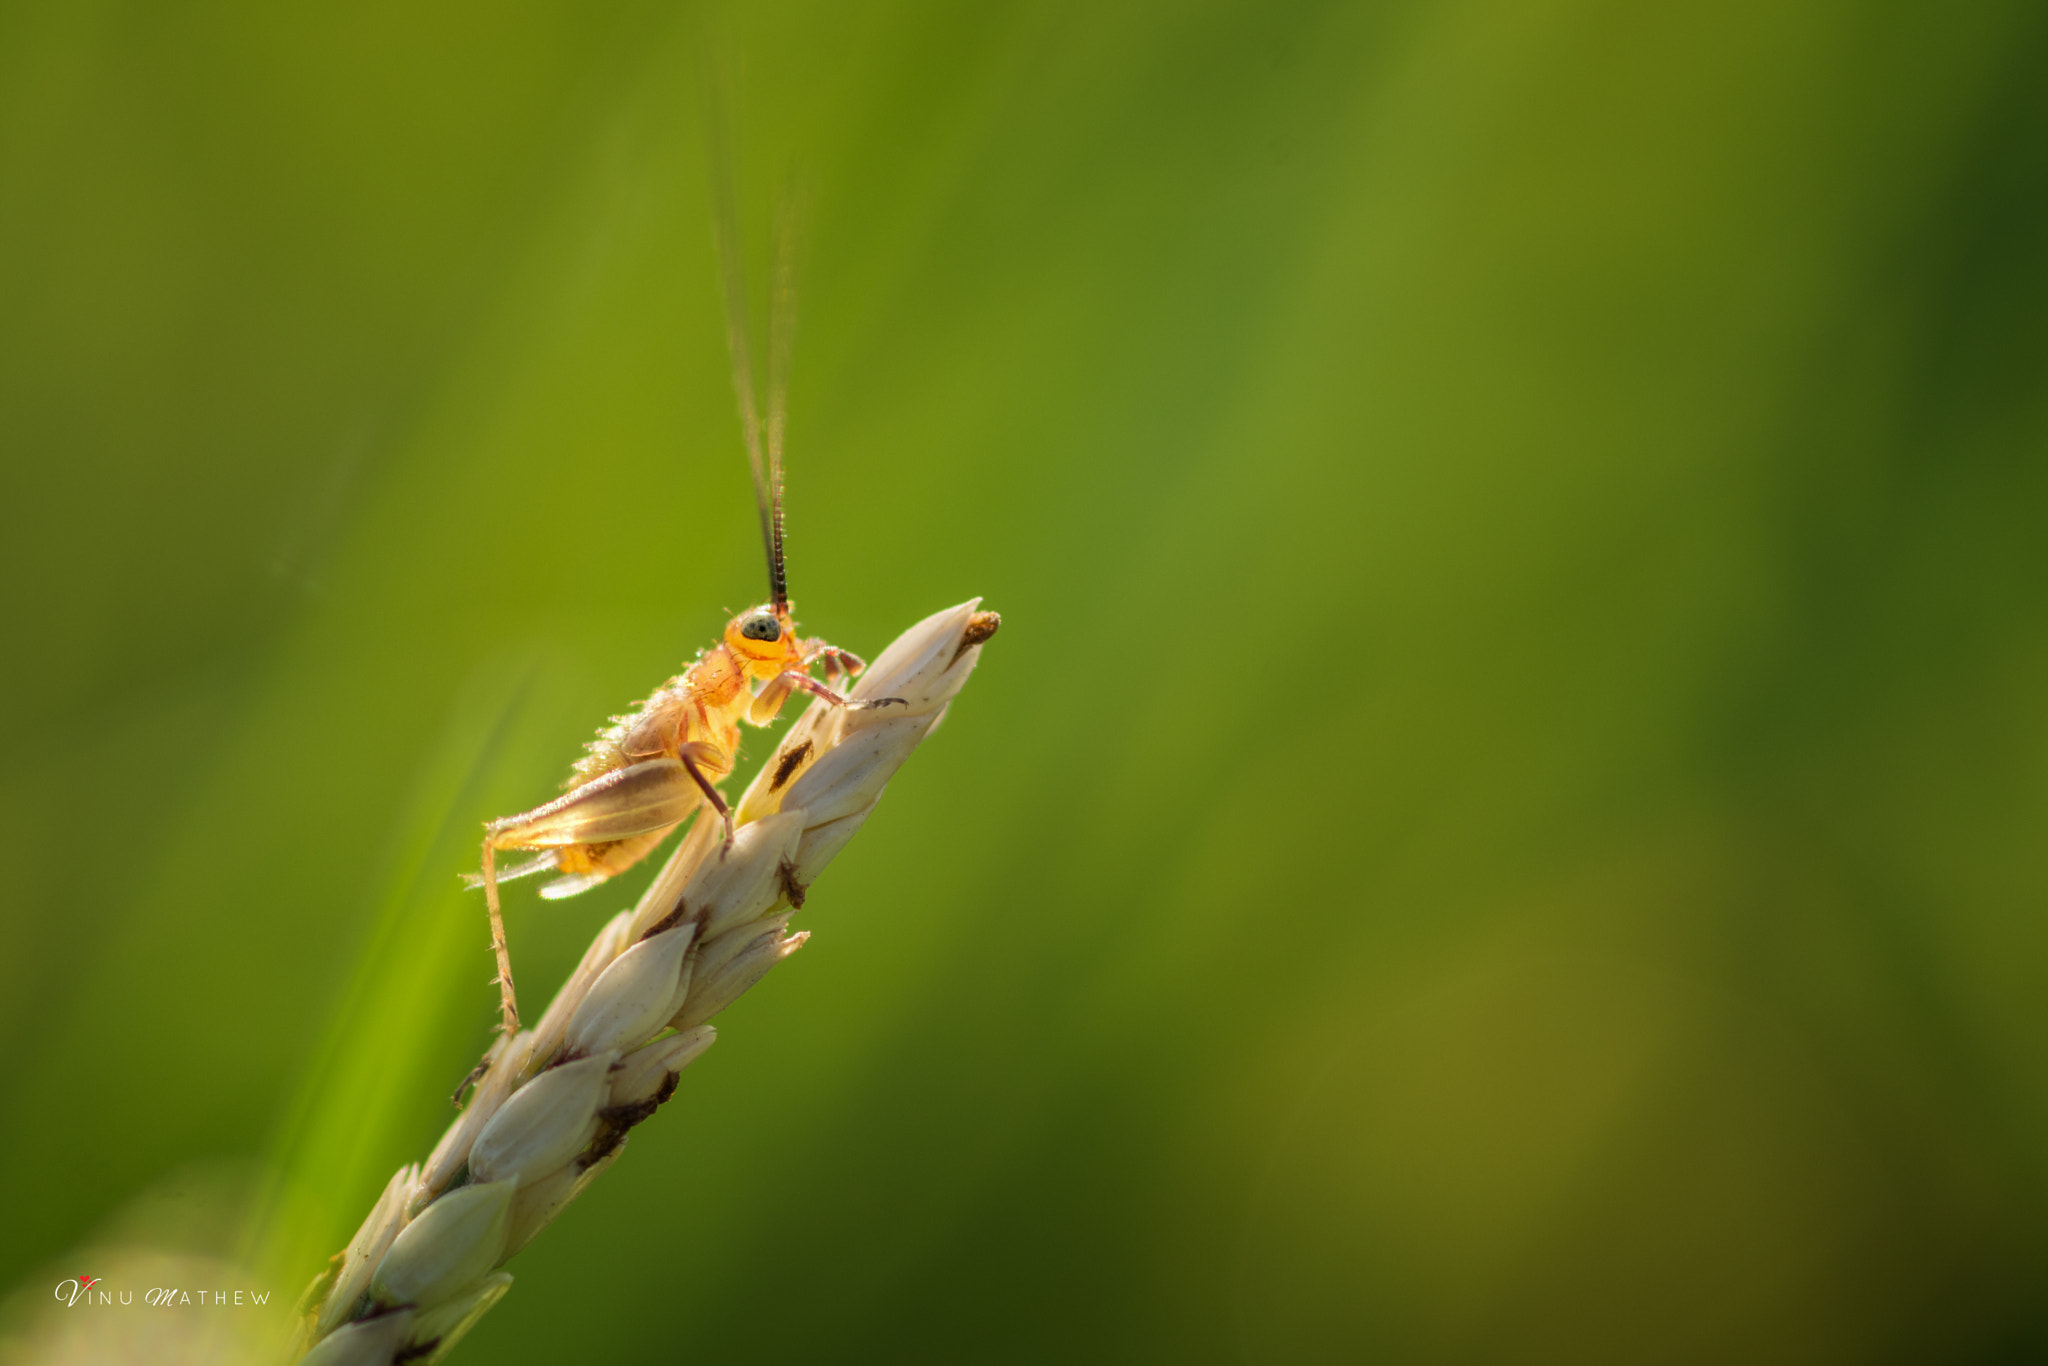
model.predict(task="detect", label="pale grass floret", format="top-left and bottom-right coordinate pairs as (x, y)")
top-left (410, 1276), bottom-right (514, 1353)
top-left (608, 1025), bottom-right (716, 1107)
top-left (561, 921), bottom-right (697, 1058)
top-left (673, 916), bottom-right (799, 1031)
top-left (314, 1163), bottom-right (415, 1339)
top-left (369, 1179), bottom-right (515, 1311)
top-left (501, 1148), bottom-right (622, 1261)
top-left (288, 599), bottom-right (997, 1364)
top-left (467, 1051), bottom-right (617, 1185)
top-left (296, 1308), bottom-right (415, 1366)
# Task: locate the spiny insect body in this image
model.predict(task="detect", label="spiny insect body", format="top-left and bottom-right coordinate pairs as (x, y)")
top-left (468, 176), bottom-right (899, 1038)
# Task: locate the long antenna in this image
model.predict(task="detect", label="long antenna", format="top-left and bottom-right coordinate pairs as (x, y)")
top-left (705, 71), bottom-right (786, 612)
top-left (763, 190), bottom-right (799, 614)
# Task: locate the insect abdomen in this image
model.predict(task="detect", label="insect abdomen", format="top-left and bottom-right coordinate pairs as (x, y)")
top-left (572, 687), bottom-right (686, 786)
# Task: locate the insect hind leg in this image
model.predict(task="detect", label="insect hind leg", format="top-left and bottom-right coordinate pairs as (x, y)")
top-left (478, 837), bottom-right (521, 1037)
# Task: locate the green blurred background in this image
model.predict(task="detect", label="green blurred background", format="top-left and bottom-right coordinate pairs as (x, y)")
top-left (4, 0), bottom-right (2047, 1361)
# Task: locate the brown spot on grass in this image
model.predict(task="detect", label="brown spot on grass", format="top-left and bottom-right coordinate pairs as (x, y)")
top-left (769, 740), bottom-right (813, 793)
top-left (947, 610), bottom-right (1001, 668)
top-left (639, 898), bottom-right (690, 941)
top-left (580, 1091), bottom-right (670, 1170)
top-left (778, 858), bottom-right (808, 910)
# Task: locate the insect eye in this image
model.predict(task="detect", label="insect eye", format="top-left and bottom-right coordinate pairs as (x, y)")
top-left (740, 614), bottom-right (780, 642)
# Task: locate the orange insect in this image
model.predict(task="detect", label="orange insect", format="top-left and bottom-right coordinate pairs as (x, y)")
top-left (468, 173), bottom-right (898, 1038)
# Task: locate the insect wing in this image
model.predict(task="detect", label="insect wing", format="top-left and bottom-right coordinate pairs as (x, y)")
top-left (488, 760), bottom-right (706, 848)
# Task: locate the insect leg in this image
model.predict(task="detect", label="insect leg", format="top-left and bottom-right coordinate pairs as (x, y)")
top-left (450, 1052), bottom-right (493, 1107)
top-left (479, 838), bottom-right (521, 1037)
top-left (677, 742), bottom-right (736, 851)
top-left (800, 641), bottom-right (866, 683)
top-left (749, 670), bottom-right (904, 725)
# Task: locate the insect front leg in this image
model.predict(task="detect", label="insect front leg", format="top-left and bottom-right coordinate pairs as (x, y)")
top-left (800, 640), bottom-right (866, 684)
top-left (749, 670), bottom-right (905, 726)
